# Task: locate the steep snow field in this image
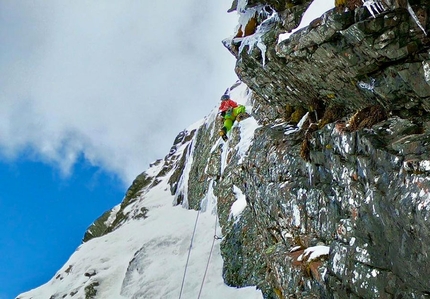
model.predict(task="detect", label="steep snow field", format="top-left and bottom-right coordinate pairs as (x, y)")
top-left (18, 83), bottom-right (262, 299)
top-left (15, 2), bottom-right (340, 296)
top-left (18, 168), bottom-right (262, 299)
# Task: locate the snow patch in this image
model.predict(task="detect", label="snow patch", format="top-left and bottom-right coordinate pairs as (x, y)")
top-left (290, 245), bottom-right (302, 252)
top-left (104, 204), bottom-right (121, 227)
top-left (278, 0), bottom-right (334, 43)
top-left (237, 0), bottom-right (248, 12)
top-left (205, 105), bottom-right (222, 138)
top-left (238, 11), bottom-right (279, 66)
top-left (235, 117), bottom-right (260, 164)
top-left (19, 170), bottom-right (261, 299)
top-left (332, 252), bottom-right (342, 274)
top-left (421, 160), bottom-right (430, 171)
top-left (219, 140), bottom-right (230, 175)
top-left (292, 204), bottom-right (301, 227)
top-left (237, 5), bottom-right (261, 32)
top-left (200, 180), bottom-right (218, 215)
top-left (187, 118), bottom-right (206, 132)
top-left (146, 158), bottom-right (167, 177)
top-left (358, 78), bottom-right (376, 92)
top-left (423, 61), bottom-right (430, 83)
top-left (297, 112), bottom-right (309, 130)
top-left (297, 245), bottom-right (330, 262)
top-left (173, 137), bottom-right (198, 208)
top-left (283, 112), bottom-right (309, 136)
top-left (229, 185), bottom-right (248, 221)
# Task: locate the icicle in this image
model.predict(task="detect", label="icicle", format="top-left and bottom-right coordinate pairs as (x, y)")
top-left (362, 0), bottom-right (428, 36)
top-left (362, 0), bottom-right (385, 18)
top-left (237, 7), bottom-right (258, 37)
top-left (238, 12), bottom-right (279, 66)
top-left (406, 2), bottom-right (427, 36)
top-left (237, 0), bottom-right (248, 13)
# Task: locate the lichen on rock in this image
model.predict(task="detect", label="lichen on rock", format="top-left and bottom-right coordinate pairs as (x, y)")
top-left (215, 0), bottom-right (430, 297)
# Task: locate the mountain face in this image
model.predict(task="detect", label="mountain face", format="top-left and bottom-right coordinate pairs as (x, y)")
top-left (18, 1), bottom-right (430, 299)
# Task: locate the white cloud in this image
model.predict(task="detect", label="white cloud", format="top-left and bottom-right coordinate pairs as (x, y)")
top-left (0, 0), bottom-right (238, 184)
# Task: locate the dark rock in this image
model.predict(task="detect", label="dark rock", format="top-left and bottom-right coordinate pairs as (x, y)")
top-left (84, 281), bottom-right (99, 299)
top-left (227, 2), bottom-right (430, 124)
top-left (213, 1), bottom-right (430, 297)
top-left (78, 1), bottom-right (430, 297)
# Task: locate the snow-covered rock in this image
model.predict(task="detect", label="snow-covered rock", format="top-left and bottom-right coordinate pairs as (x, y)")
top-left (18, 1), bottom-right (430, 298)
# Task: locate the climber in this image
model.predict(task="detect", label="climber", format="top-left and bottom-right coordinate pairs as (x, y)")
top-left (218, 94), bottom-right (246, 141)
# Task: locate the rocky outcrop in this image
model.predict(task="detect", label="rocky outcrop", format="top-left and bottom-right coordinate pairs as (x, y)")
top-left (226, 0), bottom-right (430, 124)
top-left (218, 115), bottom-right (430, 298)
top-left (210, 0), bottom-right (430, 298)
top-left (82, 1), bottom-right (430, 297)
top-left (20, 1), bottom-right (430, 298)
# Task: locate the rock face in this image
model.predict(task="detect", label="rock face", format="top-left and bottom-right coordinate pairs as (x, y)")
top-left (219, 116), bottom-right (430, 298)
top-left (226, 0), bottom-right (430, 124)
top-left (219, 1), bottom-right (430, 297)
top-left (214, 1), bottom-right (430, 297)
top-left (217, 1), bottom-right (430, 297)
top-left (18, 1), bottom-right (430, 298)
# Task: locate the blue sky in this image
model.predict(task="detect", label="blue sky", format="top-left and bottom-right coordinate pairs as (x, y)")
top-left (0, 1), bottom-right (238, 298)
top-left (0, 157), bottom-right (125, 299)
top-left (0, 1), bottom-right (337, 297)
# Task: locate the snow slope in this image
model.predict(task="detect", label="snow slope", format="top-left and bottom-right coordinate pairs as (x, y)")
top-left (17, 83), bottom-right (262, 299)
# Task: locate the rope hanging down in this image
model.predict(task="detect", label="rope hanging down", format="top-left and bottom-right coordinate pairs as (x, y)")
top-left (178, 210), bottom-right (201, 299)
top-left (197, 215), bottom-right (219, 299)
top-left (178, 209), bottom-right (221, 299)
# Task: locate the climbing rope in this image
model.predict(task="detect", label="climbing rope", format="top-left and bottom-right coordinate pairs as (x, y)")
top-left (179, 208), bottom-right (223, 299)
top-left (197, 215), bottom-right (219, 299)
top-left (179, 210), bottom-right (201, 299)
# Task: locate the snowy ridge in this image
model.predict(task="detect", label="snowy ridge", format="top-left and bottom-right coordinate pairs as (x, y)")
top-left (18, 177), bottom-right (260, 299)
top-left (17, 82), bottom-right (262, 299)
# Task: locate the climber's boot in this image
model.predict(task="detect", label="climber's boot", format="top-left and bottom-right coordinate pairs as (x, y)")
top-left (219, 127), bottom-right (228, 141)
